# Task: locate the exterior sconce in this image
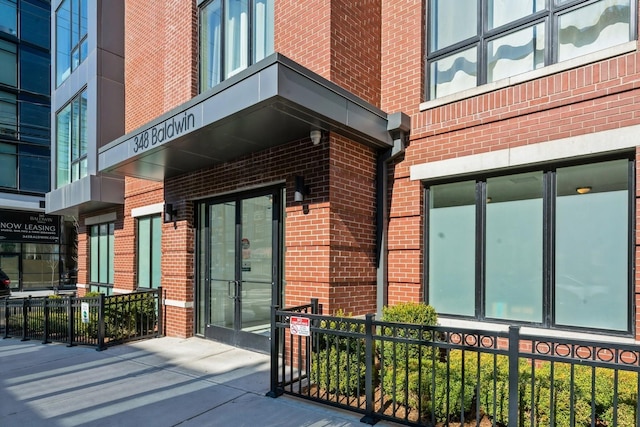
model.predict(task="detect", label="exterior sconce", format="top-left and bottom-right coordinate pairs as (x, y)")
top-left (164, 203), bottom-right (177, 228)
top-left (310, 129), bottom-right (323, 145)
top-left (294, 176), bottom-right (309, 202)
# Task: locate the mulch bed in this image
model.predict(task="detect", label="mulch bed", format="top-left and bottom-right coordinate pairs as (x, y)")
top-left (304, 385), bottom-right (503, 426)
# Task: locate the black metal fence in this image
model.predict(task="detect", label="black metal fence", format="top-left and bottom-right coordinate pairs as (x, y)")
top-left (270, 300), bottom-right (640, 427)
top-left (0, 288), bottom-right (162, 350)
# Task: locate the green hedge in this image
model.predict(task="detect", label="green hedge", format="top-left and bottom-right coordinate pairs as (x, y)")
top-left (310, 311), bottom-right (368, 396)
top-left (308, 303), bottom-right (639, 426)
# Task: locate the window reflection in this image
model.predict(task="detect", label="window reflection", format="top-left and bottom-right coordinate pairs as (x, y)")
top-left (429, 0), bottom-right (476, 52)
top-left (200, 0), bottom-right (274, 92)
top-left (0, 0), bottom-right (17, 36)
top-left (488, 24), bottom-right (545, 83)
top-left (558, 0), bottom-right (630, 62)
top-left (430, 47), bottom-right (477, 99)
top-left (488, 0), bottom-right (545, 30)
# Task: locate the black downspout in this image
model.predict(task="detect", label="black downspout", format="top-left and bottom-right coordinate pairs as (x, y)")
top-left (376, 112), bottom-right (411, 316)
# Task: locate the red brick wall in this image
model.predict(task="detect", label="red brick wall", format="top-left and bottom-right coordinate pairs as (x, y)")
top-left (163, 132), bottom-right (377, 319)
top-left (275, 0), bottom-right (332, 78)
top-left (119, 0), bottom-right (197, 336)
top-left (330, 0), bottom-right (381, 107)
top-left (124, 0), bottom-right (197, 131)
top-left (327, 134), bottom-right (377, 314)
top-left (276, 0), bottom-right (382, 107)
top-left (380, 0), bottom-right (640, 338)
top-left (380, 0), bottom-right (423, 115)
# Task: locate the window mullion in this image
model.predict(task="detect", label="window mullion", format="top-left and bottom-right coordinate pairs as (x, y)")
top-left (543, 170), bottom-right (555, 327)
top-left (627, 159), bottom-right (635, 334)
top-left (476, 180), bottom-right (486, 319)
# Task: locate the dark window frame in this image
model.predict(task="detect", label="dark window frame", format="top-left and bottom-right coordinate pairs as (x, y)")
top-left (423, 155), bottom-right (635, 336)
top-left (55, 0), bottom-right (88, 87)
top-left (136, 214), bottom-right (162, 289)
top-left (425, 0), bottom-right (638, 100)
top-left (198, 0), bottom-right (274, 92)
top-left (55, 88), bottom-right (87, 188)
top-left (89, 222), bottom-right (114, 287)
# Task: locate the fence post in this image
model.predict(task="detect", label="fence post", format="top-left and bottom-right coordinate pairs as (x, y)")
top-left (266, 304), bottom-right (281, 398)
top-left (97, 294), bottom-right (106, 351)
top-left (156, 287), bottom-right (163, 337)
top-left (361, 313), bottom-right (377, 425)
top-left (21, 297), bottom-right (29, 341)
top-left (2, 297), bottom-right (8, 339)
top-left (508, 326), bottom-right (520, 426)
top-left (43, 296), bottom-right (50, 344)
top-left (67, 295), bottom-right (74, 347)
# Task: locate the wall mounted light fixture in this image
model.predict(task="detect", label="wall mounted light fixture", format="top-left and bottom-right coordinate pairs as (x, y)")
top-left (310, 129), bottom-right (323, 145)
top-left (294, 175), bottom-right (309, 202)
top-left (164, 203), bottom-right (177, 228)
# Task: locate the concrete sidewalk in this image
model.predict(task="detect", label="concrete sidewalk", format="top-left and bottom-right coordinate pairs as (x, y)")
top-left (0, 336), bottom-right (399, 427)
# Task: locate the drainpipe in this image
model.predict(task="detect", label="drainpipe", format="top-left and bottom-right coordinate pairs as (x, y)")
top-left (376, 112), bottom-right (411, 317)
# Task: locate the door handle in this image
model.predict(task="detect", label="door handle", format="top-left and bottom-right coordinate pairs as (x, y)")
top-left (228, 280), bottom-right (235, 299)
top-left (228, 280), bottom-right (239, 300)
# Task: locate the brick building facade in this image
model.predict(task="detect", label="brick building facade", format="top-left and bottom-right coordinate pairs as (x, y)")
top-left (48, 0), bottom-right (640, 350)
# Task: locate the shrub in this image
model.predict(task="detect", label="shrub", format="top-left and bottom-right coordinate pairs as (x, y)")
top-left (431, 350), bottom-right (480, 422)
top-left (310, 312), bottom-right (368, 396)
top-left (380, 302), bottom-right (438, 362)
top-left (380, 302), bottom-right (440, 417)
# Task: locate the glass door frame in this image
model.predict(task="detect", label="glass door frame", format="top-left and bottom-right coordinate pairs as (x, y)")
top-left (195, 184), bottom-right (284, 352)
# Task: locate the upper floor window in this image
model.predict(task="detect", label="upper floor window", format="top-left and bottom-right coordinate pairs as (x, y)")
top-left (427, 0), bottom-right (635, 100)
top-left (0, 91), bottom-right (17, 138)
top-left (56, 90), bottom-right (87, 188)
top-left (199, 0), bottom-right (274, 92)
top-left (0, 142), bottom-right (17, 189)
top-left (0, 0), bottom-right (17, 37)
top-left (21, 1), bottom-right (50, 49)
top-left (56, 0), bottom-right (88, 87)
top-left (0, 39), bottom-right (17, 87)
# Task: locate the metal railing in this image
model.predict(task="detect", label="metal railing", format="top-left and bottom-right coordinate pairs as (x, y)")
top-left (0, 288), bottom-right (163, 350)
top-left (269, 300), bottom-right (640, 426)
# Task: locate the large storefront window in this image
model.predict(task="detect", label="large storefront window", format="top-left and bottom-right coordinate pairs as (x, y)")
top-left (200, 0), bottom-right (274, 91)
top-left (56, 90), bottom-right (87, 188)
top-left (555, 161), bottom-right (629, 330)
top-left (137, 215), bottom-right (161, 289)
top-left (56, 0), bottom-right (88, 86)
top-left (426, 158), bottom-right (631, 333)
top-left (427, 0), bottom-right (634, 100)
top-left (0, 211), bottom-right (72, 292)
top-left (90, 222), bottom-right (114, 293)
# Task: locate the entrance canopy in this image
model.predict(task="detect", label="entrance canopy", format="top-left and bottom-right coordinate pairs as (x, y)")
top-left (99, 54), bottom-right (392, 181)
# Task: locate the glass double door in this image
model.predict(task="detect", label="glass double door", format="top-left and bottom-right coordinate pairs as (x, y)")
top-left (197, 188), bottom-right (283, 352)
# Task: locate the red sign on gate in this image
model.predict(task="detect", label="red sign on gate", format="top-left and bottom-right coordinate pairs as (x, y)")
top-left (290, 316), bottom-right (310, 336)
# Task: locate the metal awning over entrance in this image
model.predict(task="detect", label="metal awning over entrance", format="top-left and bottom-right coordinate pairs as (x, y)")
top-left (99, 54), bottom-right (392, 181)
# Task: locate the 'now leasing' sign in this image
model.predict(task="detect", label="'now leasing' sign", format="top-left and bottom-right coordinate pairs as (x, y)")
top-left (0, 210), bottom-right (59, 243)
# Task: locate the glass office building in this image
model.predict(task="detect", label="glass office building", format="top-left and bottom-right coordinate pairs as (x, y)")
top-left (0, 0), bottom-right (76, 292)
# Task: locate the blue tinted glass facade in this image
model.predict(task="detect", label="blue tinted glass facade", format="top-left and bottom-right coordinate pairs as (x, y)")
top-left (0, 0), bottom-right (51, 194)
